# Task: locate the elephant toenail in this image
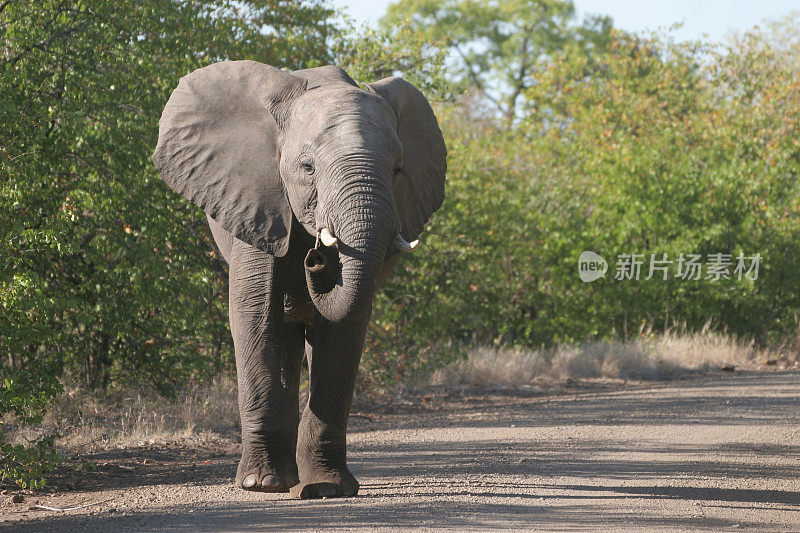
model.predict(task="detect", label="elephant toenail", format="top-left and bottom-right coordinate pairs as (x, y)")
top-left (317, 483), bottom-right (337, 498)
top-left (261, 475), bottom-right (282, 489)
top-left (242, 474), bottom-right (257, 489)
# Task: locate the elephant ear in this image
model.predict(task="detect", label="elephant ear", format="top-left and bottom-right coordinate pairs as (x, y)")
top-left (152, 60), bottom-right (306, 256)
top-left (365, 77), bottom-right (447, 240)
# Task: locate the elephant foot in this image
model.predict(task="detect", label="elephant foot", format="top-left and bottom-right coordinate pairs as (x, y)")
top-left (237, 471), bottom-right (295, 493)
top-left (236, 453), bottom-right (299, 493)
top-left (290, 469), bottom-right (359, 499)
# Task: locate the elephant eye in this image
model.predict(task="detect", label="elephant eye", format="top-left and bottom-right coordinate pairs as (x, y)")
top-left (300, 160), bottom-right (315, 174)
top-left (393, 166), bottom-right (402, 176)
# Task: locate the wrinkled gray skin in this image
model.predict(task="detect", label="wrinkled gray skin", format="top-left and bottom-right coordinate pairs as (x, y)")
top-left (152, 62), bottom-right (446, 499)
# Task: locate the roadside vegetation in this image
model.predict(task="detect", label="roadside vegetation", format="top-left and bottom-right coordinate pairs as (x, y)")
top-left (3, 0), bottom-right (800, 488)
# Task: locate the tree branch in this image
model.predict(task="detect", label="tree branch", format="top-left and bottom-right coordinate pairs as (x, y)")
top-left (506, 35), bottom-right (532, 123)
top-left (6, 10), bottom-right (92, 67)
top-left (0, 0), bottom-right (15, 16)
top-left (454, 46), bottom-right (505, 114)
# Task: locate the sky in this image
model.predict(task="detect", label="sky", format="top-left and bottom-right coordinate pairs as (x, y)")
top-left (333, 0), bottom-right (800, 43)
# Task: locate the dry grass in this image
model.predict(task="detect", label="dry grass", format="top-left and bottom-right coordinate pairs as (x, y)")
top-left (430, 331), bottom-right (760, 388)
top-left (27, 376), bottom-right (241, 449)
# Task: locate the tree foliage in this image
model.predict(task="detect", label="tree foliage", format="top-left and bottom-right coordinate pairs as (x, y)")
top-left (380, 0), bottom-right (611, 119)
top-left (1, 0), bottom-right (337, 387)
top-left (331, 19), bottom-right (452, 101)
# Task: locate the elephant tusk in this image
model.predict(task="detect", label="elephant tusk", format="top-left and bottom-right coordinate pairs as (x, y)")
top-left (319, 227), bottom-right (338, 247)
top-left (394, 233), bottom-right (419, 252)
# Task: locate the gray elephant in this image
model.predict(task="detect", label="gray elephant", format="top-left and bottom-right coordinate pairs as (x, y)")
top-left (152, 61), bottom-right (446, 498)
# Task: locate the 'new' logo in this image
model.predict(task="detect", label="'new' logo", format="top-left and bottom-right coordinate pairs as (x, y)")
top-left (578, 251), bottom-right (607, 282)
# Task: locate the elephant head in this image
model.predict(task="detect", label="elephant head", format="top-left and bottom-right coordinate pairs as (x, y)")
top-left (152, 61), bottom-right (446, 323)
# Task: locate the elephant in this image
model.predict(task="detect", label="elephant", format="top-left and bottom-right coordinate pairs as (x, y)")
top-left (152, 61), bottom-right (446, 498)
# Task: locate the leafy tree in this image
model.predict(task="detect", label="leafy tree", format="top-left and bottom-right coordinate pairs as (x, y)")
top-left (379, 0), bottom-right (611, 120)
top-left (331, 19), bottom-right (452, 101)
top-left (738, 10), bottom-right (800, 70)
top-left (1, 0), bottom-right (336, 388)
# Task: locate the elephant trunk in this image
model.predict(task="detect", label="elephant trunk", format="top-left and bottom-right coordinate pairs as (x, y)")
top-left (304, 181), bottom-right (395, 323)
top-left (304, 247), bottom-right (334, 295)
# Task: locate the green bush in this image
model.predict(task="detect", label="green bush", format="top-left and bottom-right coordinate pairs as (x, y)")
top-left (0, 365), bottom-right (62, 488)
top-left (1, 0), bottom-right (337, 392)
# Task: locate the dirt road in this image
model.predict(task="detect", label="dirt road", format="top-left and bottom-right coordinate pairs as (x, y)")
top-left (3, 370), bottom-right (799, 531)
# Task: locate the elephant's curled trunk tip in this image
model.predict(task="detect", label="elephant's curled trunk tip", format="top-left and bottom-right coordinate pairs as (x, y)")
top-left (305, 248), bottom-right (328, 272)
top-left (305, 248), bottom-right (335, 295)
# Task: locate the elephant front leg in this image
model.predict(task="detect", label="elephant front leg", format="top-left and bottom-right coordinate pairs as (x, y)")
top-left (291, 307), bottom-right (371, 499)
top-left (229, 241), bottom-right (303, 492)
